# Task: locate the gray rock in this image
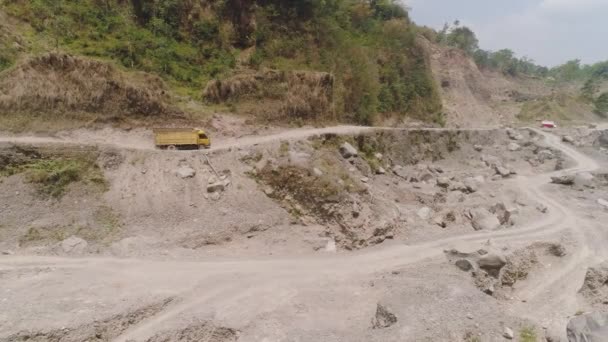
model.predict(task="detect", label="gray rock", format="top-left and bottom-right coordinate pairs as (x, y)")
top-left (537, 149), bottom-right (555, 162)
top-left (455, 259), bottom-right (474, 271)
top-left (433, 216), bottom-right (447, 228)
top-left (418, 171), bottom-right (434, 183)
top-left (288, 151), bottom-right (311, 168)
top-left (449, 181), bottom-right (468, 192)
top-left (207, 179), bottom-right (229, 193)
top-left (503, 327), bottom-right (514, 340)
top-left (495, 165), bottom-right (512, 178)
top-left (61, 236), bottom-right (88, 255)
top-left (463, 177), bottom-right (479, 193)
top-left (597, 131), bottom-right (608, 148)
top-left (313, 168), bottom-right (324, 177)
top-left (360, 177), bottom-right (369, 183)
top-left (562, 135), bottom-right (575, 144)
top-left (371, 304), bottom-right (398, 329)
top-left (508, 142), bottom-right (521, 151)
top-left (490, 202), bottom-right (510, 225)
top-left (474, 145), bottom-right (484, 152)
top-left (175, 166), bottom-right (196, 178)
top-left (393, 168), bottom-right (409, 180)
top-left (374, 152), bottom-right (383, 160)
top-left (507, 129), bottom-right (524, 141)
top-left (339, 142), bottom-right (358, 159)
top-left (469, 208), bottom-right (501, 231)
top-left (436, 177), bottom-right (451, 188)
top-left (376, 167), bottom-right (386, 175)
top-left (478, 252), bottom-right (507, 277)
top-left (433, 166), bottom-right (444, 173)
top-left (551, 175), bottom-right (575, 185)
top-left (417, 207), bottom-right (432, 220)
top-left (482, 155), bottom-right (501, 168)
top-left (597, 198), bottom-right (608, 209)
top-left (567, 312), bottom-right (608, 342)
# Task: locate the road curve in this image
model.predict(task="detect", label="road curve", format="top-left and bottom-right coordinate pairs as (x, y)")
top-left (0, 127), bottom-right (603, 341)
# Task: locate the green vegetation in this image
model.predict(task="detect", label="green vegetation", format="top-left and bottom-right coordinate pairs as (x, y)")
top-left (2, 0), bottom-right (443, 125)
top-left (594, 92), bottom-right (608, 117)
top-left (517, 93), bottom-right (588, 122)
top-left (3, 157), bottom-right (106, 198)
top-left (436, 21), bottom-right (547, 77)
top-left (519, 327), bottom-right (537, 342)
top-left (19, 206), bottom-right (121, 246)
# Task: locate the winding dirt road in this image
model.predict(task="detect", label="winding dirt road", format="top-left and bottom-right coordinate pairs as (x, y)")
top-left (0, 127), bottom-right (604, 341)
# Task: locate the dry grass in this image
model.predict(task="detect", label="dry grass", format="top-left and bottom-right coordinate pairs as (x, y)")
top-left (0, 53), bottom-right (184, 130)
top-left (203, 68), bottom-right (334, 122)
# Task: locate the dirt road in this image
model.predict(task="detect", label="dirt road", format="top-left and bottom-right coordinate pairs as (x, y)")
top-left (0, 128), bottom-right (604, 341)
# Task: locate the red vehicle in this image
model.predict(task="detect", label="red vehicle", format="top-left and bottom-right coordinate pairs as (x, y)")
top-left (541, 120), bottom-right (557, 128)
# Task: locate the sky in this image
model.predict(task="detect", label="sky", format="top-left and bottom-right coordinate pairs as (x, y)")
top-left (406, 0), bottom-right (608, 67)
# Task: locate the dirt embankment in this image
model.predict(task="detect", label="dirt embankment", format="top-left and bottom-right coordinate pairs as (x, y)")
top-left (420, 38), bottom-right (597, 127)
top-left (203, 68), bottom-right (334, 123)
top-left (0, 127), bottom-right (562, 256)
top-left (0, 53), bottom-right (182, 130)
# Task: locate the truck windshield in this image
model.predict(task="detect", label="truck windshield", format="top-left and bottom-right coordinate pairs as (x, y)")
top-left (199, 134), bottom-right (207, 139)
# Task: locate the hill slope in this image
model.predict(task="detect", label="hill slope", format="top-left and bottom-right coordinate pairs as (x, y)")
top-left (0, 0), bottom-right (443, 130)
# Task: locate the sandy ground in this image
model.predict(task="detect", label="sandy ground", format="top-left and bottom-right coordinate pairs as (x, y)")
top-left (0, 127), bottom-right (606, 341)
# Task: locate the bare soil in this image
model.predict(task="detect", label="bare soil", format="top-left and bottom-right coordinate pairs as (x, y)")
top-left (0, 126), bottom-right (606, 341)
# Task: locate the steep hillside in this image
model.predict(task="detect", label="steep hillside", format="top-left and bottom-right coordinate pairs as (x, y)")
top-left (0, 0), bottom-right (443, 130)
top-left (0, 53), bottom-right (183, 131)
top-left (422, 38), bottom-right (603, 127)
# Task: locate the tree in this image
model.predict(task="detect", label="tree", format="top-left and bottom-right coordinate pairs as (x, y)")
top-left (594, 92), bottom-right (608, 117)
top-left (550, 59), bottom-right (581, 81)
top-left (446, 26), bottom-right (478, 54)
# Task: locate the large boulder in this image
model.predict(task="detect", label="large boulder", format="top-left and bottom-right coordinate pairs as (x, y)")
top-left (436, 177), bottom-right (451, 188)
top-left (579, 262), bottom-right (608, 306)
top-left (371, 304), bottom-right (397, 329)
top-left (562, 135), bottom-right (576, 144)
top-left (507, 129), bottom-right (524, 141)
top-left (175, 166), bottom-right (196, 179)
top-left (339, 142), bottom-right (358, 159)
top-left (477, 252), bottom-right (507, 277)
top-left (494, 165), bottom-right (513, 178)
top-left (61, 236), bottom-right (88, 255)
top-left (508, 142), bottom-right (521, 152)
top-left (551, 175), bottom-right (575, 185)
top-left (567, 312), bottom-right (608, 342)
top-left (469, 208), bottom-right (501, 231)
top-left (596, 131), bottom-right (608, 148)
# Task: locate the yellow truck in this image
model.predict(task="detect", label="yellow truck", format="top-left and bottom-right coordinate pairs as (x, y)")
top-left (153, 128), bottom-right (211, 150)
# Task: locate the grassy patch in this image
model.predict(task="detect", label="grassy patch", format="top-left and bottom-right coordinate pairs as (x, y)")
top-left (517, 93), bottom-right (590, 122)
top-left (3, 156), bottom-right (106, 198)
top-left (519, 327), bottom-right (537, 342)
top-left (279, 141), bottom-right (290, 157)
top-left (19, 206), bottom-right (121, 246)
top-left (256, 164), bottom-right (345, 221)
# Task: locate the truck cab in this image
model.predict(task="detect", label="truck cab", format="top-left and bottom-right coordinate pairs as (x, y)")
top-left (196, 130), bottom-right (211, 148)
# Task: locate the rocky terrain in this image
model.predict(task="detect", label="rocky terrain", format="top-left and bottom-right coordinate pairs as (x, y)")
top-left (1, 125), bottom-right (608, 341)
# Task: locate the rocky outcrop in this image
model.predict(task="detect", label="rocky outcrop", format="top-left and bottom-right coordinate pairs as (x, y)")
top-left (579, 262), bottom-right (608, 306)
top-left (371, 304), bottom-right (397, 329)
top-left (468, 208), bottom-right (501, 231)
top-left (567, 312), bottom-right (608, 342)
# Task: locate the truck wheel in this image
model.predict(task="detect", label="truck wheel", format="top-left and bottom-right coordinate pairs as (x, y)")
top-left (167, 145), bottom-right (177, 151)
